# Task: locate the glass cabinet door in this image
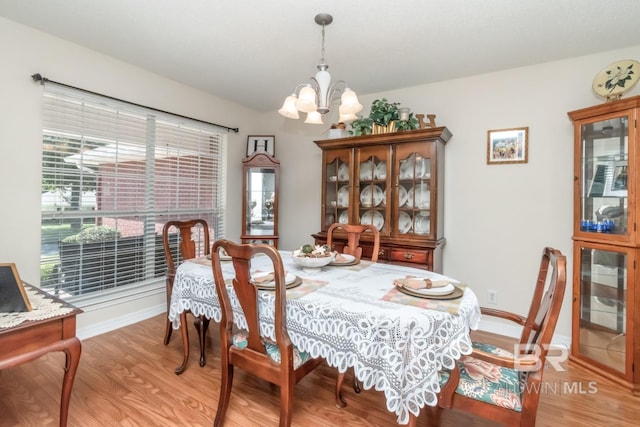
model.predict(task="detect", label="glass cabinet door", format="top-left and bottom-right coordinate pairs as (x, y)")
top-left (579, 115), bottom-right (629, 236)
top-left (576, 245), bottom-right (627, 374)
top-left (394, 144), bottom-right (434, 238)
top-left (356, 147), bottom-right (389, 234)
top-left (245, 167), bottom-right (276, 235)
top-left (323, 149), bottom-right (351, 230)
top-left (241, 153), bottom-right (279, 247)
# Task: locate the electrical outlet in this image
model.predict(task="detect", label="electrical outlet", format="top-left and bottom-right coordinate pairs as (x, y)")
top-left (487, 289), bottom-right (497, 305)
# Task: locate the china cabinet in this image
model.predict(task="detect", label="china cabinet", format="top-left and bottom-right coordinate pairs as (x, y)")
top-left (313, 127), bottom-right (451, 272)
top-left (568, 95), bottom-right (640, 393)
top-left (241, 152), bottom-right (279, 248)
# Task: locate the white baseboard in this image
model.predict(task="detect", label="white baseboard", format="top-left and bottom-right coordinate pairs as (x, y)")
top-left (76, 304), bottom-right (165, 340)
top-left (478, 318), bottom-right (571, 348)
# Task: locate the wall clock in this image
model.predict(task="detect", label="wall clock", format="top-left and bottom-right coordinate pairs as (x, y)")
top-left (592, 59), bottom-right (640, 101)
top-left (247, 135), bottom-right (275, 157)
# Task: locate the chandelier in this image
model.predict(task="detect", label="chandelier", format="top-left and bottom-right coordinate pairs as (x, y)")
top-left (278, 13), bottom-right (363, 125)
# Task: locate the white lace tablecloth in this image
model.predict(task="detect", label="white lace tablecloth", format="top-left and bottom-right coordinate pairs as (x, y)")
top-left (0, 285), bottom-right (76, 329)
top-left (169, 254), bottom-right (480, 425)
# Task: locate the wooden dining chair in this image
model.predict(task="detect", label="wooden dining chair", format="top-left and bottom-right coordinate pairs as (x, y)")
top-left (211, 239), bottom-right (324, 427)
top-left (162, 219), bottom-right (211, 373)
top-left (326, 223), bottom-right (380, 262)
top-left (329, 223), bottom-right (380, 406)
top-left (430, 246), bottom-right (567, 427)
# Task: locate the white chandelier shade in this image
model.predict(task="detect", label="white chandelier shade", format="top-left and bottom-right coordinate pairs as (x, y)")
top-left (304, 111), bottom-right (324, 124)
top-left (278, 13), bottom-right (363, 124)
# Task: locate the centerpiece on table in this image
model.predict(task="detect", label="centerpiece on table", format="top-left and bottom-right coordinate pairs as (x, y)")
top-left (292, 244), bottom-right (335, 271)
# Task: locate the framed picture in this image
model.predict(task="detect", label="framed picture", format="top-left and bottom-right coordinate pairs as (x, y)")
top-left (0, 263), bottom-right (32, 313)
top-left (247, 135), bottom-right (275, 157)
top-left (487, 127), bottom-right (529, 165)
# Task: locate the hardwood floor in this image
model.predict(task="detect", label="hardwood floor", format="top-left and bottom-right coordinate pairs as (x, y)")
top-left (1, 314), bottom-right (640, 426)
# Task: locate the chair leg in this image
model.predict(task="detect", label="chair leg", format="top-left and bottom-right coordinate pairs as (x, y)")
top-left (214, 362), bottom-right (234, 427)
top-left (200, 317), bottom-right (210, 367)
top-left (195, 316), bottom-right (210, 367)
top-left (279, 375), bottom-right (295, 427)
top-left (424, 405), bottom-right (442, 427)
top-left (335, 372), bottom-right (347, 408)
top-left (174, 312), bottom-right (190, 375)
top-left (163, 318), bottom-right (172, 345)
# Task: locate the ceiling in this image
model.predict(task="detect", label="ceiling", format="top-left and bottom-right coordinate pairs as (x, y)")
top-left (1, 0), bottom-right (640, 112)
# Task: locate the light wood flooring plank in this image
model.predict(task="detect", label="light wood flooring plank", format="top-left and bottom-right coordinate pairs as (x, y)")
top-left (1, 315), bottom-right (640, 426)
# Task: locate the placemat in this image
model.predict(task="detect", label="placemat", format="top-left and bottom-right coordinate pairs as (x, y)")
top-left (225, 276), bottom-right (328, 300)
top-left (187, 256), bottom-right (211, 267)
top-left (380, 283), bottom-right (468, 314)
top-left (328, 259), bottom-right (372, 272)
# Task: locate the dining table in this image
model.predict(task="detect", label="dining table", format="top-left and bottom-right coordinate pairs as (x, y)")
top-left (168, 251), bottom-right (481, 425)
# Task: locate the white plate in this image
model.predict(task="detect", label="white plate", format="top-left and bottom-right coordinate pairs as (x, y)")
top-left (325, 214), bottom-right (335, 227)
top-left (338, 210), bottom-right (349, 224)
top-left (416, 157), bottom-right (431, 179)
top-left (330, 253), bottom-right (357, 265)
top-left (398, 185), bottom-right (408, 207)
top-left (398, 211), bottom-right (412, 234)
top-left (414, 213), bottom-right (430, 234)
top-left (359, 159), bottom-right (374, 181)
top-left (592, 59), bottom-right (640, 100)
top-left (337, 185), bottom-right (349, 207)
top-left (252, 271), bottom-right (296, 286)
top-left (399, 157), bottom-right (415, 179)
top-left (338, 163), bottom-right (350, 181)
top-left (407, 183), bottom-right (430, 209)
top-left (410, 282), bottom-right (455, 296)
top-left (361, 210), bottom-right (384, 231)
top-left (375, 161), bottom-right (387, 180)
top-left (360, 184), bottom-right (384, 207)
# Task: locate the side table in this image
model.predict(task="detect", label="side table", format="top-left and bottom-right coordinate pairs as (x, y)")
top-left (0, 283), bottom-right (82, 427)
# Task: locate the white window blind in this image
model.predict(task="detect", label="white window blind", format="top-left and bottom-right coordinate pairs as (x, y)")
top-left (40, 83), bottom-right (227, 301)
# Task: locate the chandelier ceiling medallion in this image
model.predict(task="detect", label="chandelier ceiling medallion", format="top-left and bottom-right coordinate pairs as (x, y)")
top-left (278, 13), bottom-right (363, 125)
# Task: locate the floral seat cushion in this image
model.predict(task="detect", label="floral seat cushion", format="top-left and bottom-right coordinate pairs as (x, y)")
top-left (233, 331), bottom-right (313, 369)
top-left (439, 341), bottom-right (525, 412)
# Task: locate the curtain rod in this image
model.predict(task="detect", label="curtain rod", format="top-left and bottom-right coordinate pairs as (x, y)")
top-left (31, 73), bottom-right (239, 133)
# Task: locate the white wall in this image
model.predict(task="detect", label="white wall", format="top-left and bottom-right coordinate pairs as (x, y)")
top-left (0, 17), bottom-right (257, 336)
top-left (3, 14), bottom-right (640, 342)
top-left (267, 45), bottom-right (640, 342)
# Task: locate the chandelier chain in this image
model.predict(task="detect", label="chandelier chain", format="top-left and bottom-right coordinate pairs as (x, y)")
top-left (320, 23), bottom-right (326, 65)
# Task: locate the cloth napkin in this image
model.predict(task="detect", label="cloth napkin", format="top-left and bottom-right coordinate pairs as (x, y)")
top-left (392, 276), bottom-right (450, 290)
top-left (251, 271), bottom-right (289, 284)
top-left (334, 253), bottom-right (349, 262)
top-left (252, 272), bottom-right (275, 284)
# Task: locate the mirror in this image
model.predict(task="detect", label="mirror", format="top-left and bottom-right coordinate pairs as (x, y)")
top-left (241, 153), bottom-right (279, 247)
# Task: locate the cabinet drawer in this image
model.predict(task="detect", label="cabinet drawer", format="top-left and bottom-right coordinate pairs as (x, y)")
top-left (390, 248), bottom-right (428, 264)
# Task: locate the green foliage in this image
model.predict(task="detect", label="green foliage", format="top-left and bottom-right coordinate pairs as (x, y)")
top-left (395, 114), bottom-right (419, 131)
top-left (62, 225), bottom-right (120, 243)
top-left (40, 261), bottom-right (58, 288)
top-left (349, 98), bottom-right (419, 135)
top-left (369, 98), bottom-right (400, 126)
top-left (350, 116), bottom-right (373, 136)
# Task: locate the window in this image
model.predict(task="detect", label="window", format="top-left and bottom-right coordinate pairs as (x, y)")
top-left (40, 84), bottom-right (227, 302)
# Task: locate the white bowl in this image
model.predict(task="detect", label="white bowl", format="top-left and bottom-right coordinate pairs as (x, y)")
top-left (292, 254), bottom-right (335, 269)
